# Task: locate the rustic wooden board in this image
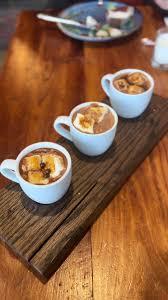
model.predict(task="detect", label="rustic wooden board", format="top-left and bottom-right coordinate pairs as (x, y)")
top-left (0, 95), bottom-right (168, 283)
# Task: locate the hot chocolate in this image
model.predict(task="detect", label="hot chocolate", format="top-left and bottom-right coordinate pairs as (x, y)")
top-left (19, 148), bottom-right (67, 185)
top-left (113, 72), bottom-right (150, 95)
top-left (72, 104), bottom-right (115, 134)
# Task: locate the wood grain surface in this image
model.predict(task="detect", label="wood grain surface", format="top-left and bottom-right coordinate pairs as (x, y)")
top-left (0, 95), bottom-right (167, 283)
top-left (0, 5), bottom-right (168, 300)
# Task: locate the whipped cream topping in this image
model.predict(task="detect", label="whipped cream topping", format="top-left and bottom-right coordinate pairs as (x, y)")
top-left (73, 113), bottom-right (95, 134)
top-left (41, 153), bottom-right (65, 179)
top-left (51, 156), bottom-right (65, 178)
top-left (90, 106), bottom-right (108, 123)
top-left (73, 105), bottom-right (109, 134)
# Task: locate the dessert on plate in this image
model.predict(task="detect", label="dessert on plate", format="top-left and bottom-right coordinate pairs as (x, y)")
top-left (106, 5), bottom-right (134, 27)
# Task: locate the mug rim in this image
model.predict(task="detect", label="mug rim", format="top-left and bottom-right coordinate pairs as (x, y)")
top-left (110, 68), bottom-right (154, 97)
top-left (69, 101), bottom-right (118, 136)
top-left (15, 142), bottom-right (72, 188)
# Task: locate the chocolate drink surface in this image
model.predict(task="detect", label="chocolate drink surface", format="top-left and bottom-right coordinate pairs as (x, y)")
top-left (113, 72), bottom-right (151, 95)
top-left (72, 104), bottom-right (115, 134)
top-left (19, 148), bottom-right (67, 185)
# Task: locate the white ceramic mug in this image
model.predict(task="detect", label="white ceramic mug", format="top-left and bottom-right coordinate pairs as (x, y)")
top-left (0, 142), bottom-right (72, 204)
top-left (54, 102), bottom-right (118, 156)
top-left (101, 69), bottom-right (154, 118)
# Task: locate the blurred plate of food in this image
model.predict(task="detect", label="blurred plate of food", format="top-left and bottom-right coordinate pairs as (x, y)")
top-left (57, 1), bottom-right (143, 42)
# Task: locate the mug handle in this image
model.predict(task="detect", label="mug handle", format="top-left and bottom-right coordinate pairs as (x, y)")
top-left (101, 74), bottom-right (114, 98)
top-left (0, 159), bottom-right (19, 183)
top-left (54, 116), bottom-right (73, 142)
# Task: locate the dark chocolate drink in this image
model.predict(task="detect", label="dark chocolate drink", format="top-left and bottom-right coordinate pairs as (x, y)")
top-left (72, 104), bottom-right (115, 134)
top-left (19, 148), bottom-right (67, 185)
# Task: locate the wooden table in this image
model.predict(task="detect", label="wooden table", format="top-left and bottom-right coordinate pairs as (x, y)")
top-left (0, 5), bottom-right (168, 300)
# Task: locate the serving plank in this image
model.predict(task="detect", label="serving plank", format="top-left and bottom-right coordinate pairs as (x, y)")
top-left (0, 95), bottom-right (168, 283)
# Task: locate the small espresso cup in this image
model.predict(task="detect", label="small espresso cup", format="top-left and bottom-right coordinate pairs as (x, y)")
top-left (101, 69), bottom-right (154, 118)
top-left (54, 102), bottom-right (118, 156)
top-left (0, 142), bottom-right (72, 204)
